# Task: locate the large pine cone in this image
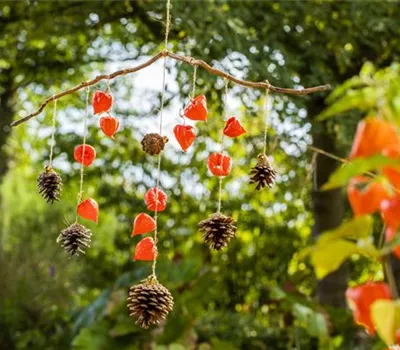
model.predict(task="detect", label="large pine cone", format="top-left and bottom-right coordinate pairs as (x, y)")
top-left (141, 133), bottom-right (168, 155)
top-left (127, 276), bottom-right (174, 329)
top-left (249, 153), bottom-right (276, 190)
top-left (57, 223), bottom-right (92, 258)
top-left (37, 166), bottom-right (63, 203)
top-left (198, 212), bottom-right (237, 250)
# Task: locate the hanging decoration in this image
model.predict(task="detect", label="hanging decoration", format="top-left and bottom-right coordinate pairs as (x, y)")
top-left (184, 94), bottom-right (208, 122)
top-left (198, 80), bottom-right (237, 250)
top-left (141, 133), bottom-right (169, 155)
top-left (37, 99), bottom-right (63, 203)
top-left (58, 88), bottom-right (96, 257)
top-left (100, 115), bottom-right (119, 139)
top-left (249, 88), bottom-right (277, 190)
top-left (92, 89), bottom-right (113, 115)
top-left (132, 213), bottom-right (156, 236)
top-left (174, 124), bottom-right (196, 152)
top-left (223, 116), bottom-right (246, 138)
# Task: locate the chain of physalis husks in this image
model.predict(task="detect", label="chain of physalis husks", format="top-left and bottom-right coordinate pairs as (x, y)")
top-left (127, 0), bottom-right (175, 330)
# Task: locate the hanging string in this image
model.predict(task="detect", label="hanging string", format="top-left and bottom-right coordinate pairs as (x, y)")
top-left (152, 0), bottom-right (171, 278)
top-left (216, 79), bottom-right (229, 213)
top-left (76, 87), bottom-right (90, 221)
top-left (48, 98), bottom-right (57, 167)
top-left (263, 88), bottom-right (270, 155)
top-left (190, 64), bottom-right (198, 100)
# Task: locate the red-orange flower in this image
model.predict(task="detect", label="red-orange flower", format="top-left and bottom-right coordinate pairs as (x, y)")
top-left (184, 95), bottom-right (207, 122)
top-left (223, 116), bottom-right (246, 138)
top-left (347, 176), bottom-right (391, 216)
top-left (346, 282), bottom-right (392, 334)
top-left (349, 117), bottom-right (400, 159)
top-left (381, 195), bottom-right (400, 229)
top-left (207, 152), bottom-right (232, 177)
top-left (134, 237), bottom-right (157, 261)
top-left (144, 187), bottom-right (167, 212)
top-left (100, 115), bottom-right (119, 139)
top-left (385, 226), bottom-right (400, 259)
top-left (173, 124), bottom-right (196, 152)
top-left (92, 90), bottom-right (113, 115)
top-left (77, 198), bottom-right (99, 223)
top-left (382, 145), bottom-right (400, 190)
top-left (74, 144), bottom-right (96, 167)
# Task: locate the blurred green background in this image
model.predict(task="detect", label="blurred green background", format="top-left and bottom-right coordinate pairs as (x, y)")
top-left (1, 1), bottom-right (400, 349)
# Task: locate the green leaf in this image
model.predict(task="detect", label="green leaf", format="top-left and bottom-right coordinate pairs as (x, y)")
top-left (292, 303), bottom-right (328, 339)
top-left (318, 216), bottom-right (373, 244)
top-left (371, 299), bottom-right (400, 346)
top-left (322, 155), bottom-right (399, 190)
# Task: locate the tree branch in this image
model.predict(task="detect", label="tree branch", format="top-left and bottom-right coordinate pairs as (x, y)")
top-left (10, 51), bottom-right (331, 127)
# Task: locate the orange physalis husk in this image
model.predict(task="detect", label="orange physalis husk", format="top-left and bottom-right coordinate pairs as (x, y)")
top-left (346, 282), bottom-right (392, 335)
top-left (385, 226), bottom-right (400, 259)
top-left (382, 145), bottom-right (400, 190)
top-left (223, 116), bottom-right (246, 138)
top-left (207, 152), bottom-right (232, 177)
top-left (381, 195), bottom-right (400, 229)
top-left (144, 187), bottom-right (167, 212)
top-left (173, 124), bottom-right (196, 152)
top-left (349, 117), bottom-right (400, 159)
top-left (134, 237), bottom-right (158, 261)
top-left (92, 90), bottom-right (113, 115)
top-left (132, 213), bottom-right (156, 236)
top-left (100, 115), bottom-right (119, 139)
top-left (184, 94), bottom-right (207, 122)
top-left (347, 176), bottom-right (391, 216)
top-left (77, 198), bottom-right (99, 223)
top-left (74, 144), bottom-right (96, 167)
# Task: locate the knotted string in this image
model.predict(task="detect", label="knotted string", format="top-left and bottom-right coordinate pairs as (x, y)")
top-left (48, 97), bottom-right (57, 167)
top-left (263, 87), bottom-right (270, 155)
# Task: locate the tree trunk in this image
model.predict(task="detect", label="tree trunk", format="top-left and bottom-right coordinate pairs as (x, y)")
top-left (0, 69), bottom-right (14, 180)
top-left (309, 96), bottom-right (347, 308)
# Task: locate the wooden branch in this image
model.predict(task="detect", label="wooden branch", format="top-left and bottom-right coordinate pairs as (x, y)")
top-left (10, 50), bottom-right (331, 127)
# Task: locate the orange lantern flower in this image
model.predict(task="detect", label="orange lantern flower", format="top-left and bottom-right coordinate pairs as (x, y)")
top-left (223, 116), bottom-right (246, 138)
top-left (77, 198), bottom-right (99, 223)
top-left (173, 124), bottom-right (196, 152)
top-left (385, 226), bottom-right (400, 259)
top-left (382, 145), bottom-right (400, 190)
top-left (134, 237), bottom-right (157, 261)
top-left (144, 187), bottom-right (167, 212)
top-left (92, 90), bottom-right (113, 115)
top-left (381, 195), bottom-right (400, 229)
top-left (74, 144), bottom-right (96, 167)
top-left (349, 117), bottom-right (400, 159)
top-left (347, 176), bottom-right (391, 216)
top-left (100, 115), bottom-right (119, 139)
top-left (346, 282), bottom-right (392, 334)
top-left (184, 95), bottom-right (207, 122)
top-left (132, 213), bottom-right (156, 236)
top-left (207, 152), bottom-right (232, 177)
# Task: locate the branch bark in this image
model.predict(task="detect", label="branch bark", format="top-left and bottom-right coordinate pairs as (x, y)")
top-left (10, 51), bottom-right (331, 127)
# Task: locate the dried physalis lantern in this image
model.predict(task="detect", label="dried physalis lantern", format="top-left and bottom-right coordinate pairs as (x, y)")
top-left (207, 152), bottom-right (232, 177)
top-left (127, 275), bottom-right (174, 329)
top-left (144, 187), bottom-right (168, 212)
top-left (57, 222), bottom-right (92, 258)
top-left (141, 133), bottom-right (168, 155)
top-left (173, 124), bottom-right (196, 152)
top-left (134, 237), bottom-right (158, 261)
top-left (223, 116), bottom-right (246, 138)
top-left (199, 213), bottom-right (237, 250)
top-left (249, 153), bottom-right (276, 190)
top-left (37, 166), bottom-right (63, 203)
top-left (132, 213), bottom-right (156, 236)
top-left (74, 144), bottom-right (96, 167)
top-left (92, 90), bottom-right (113, 115)
top-left (184, 94), bottom-right (207, 122)
top-left (77, 198), bottom-right (99, 223)
top-left (100, 115), bottom-right (119, 139)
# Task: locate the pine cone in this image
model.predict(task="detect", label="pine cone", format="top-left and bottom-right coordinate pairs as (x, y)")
top-left (37, 166), bottom-right (63, 203)
top-left (57, 223), bottom-right (92, 258)
top-left (249, 153), bottom-right (276, 190)
top-left (141, 133), bottom-right (168, 155)
top-left (127, 276), bottom-right (174, 329)
top-left (198, 212), bottom-right (237, 250)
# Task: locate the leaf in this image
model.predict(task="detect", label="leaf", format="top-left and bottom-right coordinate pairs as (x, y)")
top-left (322, 155), bottom-right (399, 190)
top-left (292, 303), bottom-right (328, 339)
top-left (318, 216), bottom-right (373, 244)
top-left (371, 299), bottom-right (400, 346)
top-left (326, 75), bottom-right (365, 104)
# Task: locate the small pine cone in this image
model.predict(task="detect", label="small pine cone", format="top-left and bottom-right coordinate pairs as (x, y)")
top-left (127, 276), bottom-right (174, 329)
top-left (141, 133), bottom-right (168, 155)
top-left (37, 166), bottom-right (63, 203)
top-left (198, 212), bottom-right (237, 250)
top-left (249, 153), bottom-right (276, 190)
top-left (57, 223), bottom-right (92, 258)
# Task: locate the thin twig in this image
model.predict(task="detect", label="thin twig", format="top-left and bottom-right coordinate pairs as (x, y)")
top-left (10, 51), bottom-right (331, 127)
